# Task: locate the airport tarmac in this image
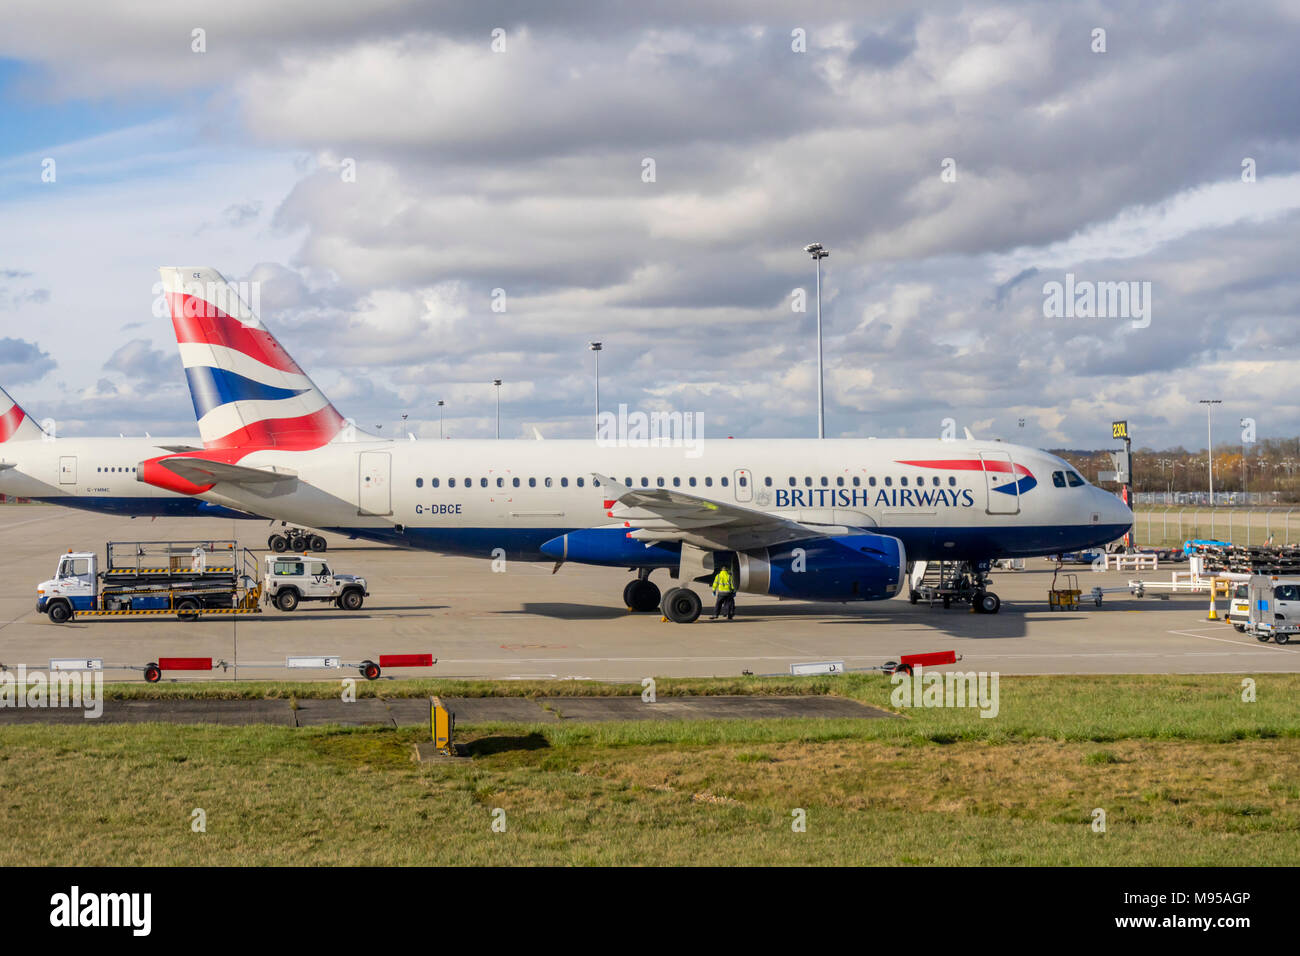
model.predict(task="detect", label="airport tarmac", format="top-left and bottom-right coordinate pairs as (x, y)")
top-left (1, 506), bottom-right (1296, 681)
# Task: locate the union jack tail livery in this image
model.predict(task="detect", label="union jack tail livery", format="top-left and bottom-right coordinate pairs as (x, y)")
top-left (160, 267), bottom-right (347, 450)
top-left (0, 384), bottom-right (44, 443)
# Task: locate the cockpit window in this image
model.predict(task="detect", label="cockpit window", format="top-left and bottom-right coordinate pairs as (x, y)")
top-left (1052, 471), bottom-right (1066, 488)
top-left (1066, 471), bottom-right (1085, 487)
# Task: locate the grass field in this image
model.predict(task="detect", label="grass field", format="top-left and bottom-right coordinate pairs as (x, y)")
top-left (1, 674), bottom-right (1296, 865)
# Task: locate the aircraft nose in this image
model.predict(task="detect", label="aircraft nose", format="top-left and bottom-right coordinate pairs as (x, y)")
top-left (1104, 488), bottom-right (1134, 531)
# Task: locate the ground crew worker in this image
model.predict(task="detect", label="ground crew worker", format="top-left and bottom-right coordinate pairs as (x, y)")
top-left (710, 562), bottom-right (736, 620)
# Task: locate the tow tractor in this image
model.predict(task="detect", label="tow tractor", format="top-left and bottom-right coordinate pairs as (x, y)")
top-left (36, 540), bottom-right (367, 623)
top-left (908, 560), bottom-right (1002, 613)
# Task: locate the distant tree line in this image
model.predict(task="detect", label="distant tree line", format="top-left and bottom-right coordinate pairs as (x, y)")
top-left (1050, 437), bottom-right (1300, 501)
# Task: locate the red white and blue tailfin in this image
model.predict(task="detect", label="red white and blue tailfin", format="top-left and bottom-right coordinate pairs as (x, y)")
top-left (160, 267), bottom-right (348, 450)
top-left (0, 384), bottom-right (45, 443)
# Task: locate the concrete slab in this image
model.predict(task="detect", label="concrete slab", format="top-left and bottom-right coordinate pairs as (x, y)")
top-left (435, 697), bottom-right (559, 724)
top-left (291, 698), bottom-right (394, 727)
top-left (2, 506), bottom-right (1296, 682)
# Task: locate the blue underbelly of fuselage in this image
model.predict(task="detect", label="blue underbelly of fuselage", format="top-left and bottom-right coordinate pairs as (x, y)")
top-left (325, 521), bottom-right (1132, 563)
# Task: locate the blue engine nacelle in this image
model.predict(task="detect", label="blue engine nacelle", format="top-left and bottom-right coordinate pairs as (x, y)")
top-left (736, 533), bottom-right (906, 602)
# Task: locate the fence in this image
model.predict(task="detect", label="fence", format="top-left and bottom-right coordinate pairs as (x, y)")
top-left (1132, 507), bottom-right (1300, 549)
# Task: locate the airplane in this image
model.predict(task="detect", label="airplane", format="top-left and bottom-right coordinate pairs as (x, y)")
top-left (0, 383), bottom-right (326, 549)
top-left (0, 383), bottom-right (244, 517)
top-left (137, 266), bottom-right (1133, 621)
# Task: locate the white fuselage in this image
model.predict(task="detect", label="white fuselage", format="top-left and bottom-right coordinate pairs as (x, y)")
top-left (158, 437), bottom-right (1133, 562)
top-left (0, 436), bottom-right (250, 518)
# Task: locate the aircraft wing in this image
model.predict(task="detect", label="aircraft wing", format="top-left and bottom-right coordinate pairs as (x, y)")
top-left (592, 473), bottom-right (816, 551)
top-left (155, 456), bottom-right (299, 492)
top-left (0, 461), bottom-right (14, 471)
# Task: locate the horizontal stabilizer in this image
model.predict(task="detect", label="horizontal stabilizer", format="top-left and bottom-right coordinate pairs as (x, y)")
top-left (155, 456), bottom-right (298, 490)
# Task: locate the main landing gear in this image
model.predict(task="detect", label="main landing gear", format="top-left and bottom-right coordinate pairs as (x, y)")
top-left (623, 569), bottom-right (661, 613)
top-left (268, 526), bottom-right (327, 553)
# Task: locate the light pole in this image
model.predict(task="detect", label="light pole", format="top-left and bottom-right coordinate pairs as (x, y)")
top-left (1240, 418), bottom-right (1249, 498)
top-left (804, 242), bottom-right (829, 439)
top-left (436, 400), bottom-right (445, 440)
top-left (1199, 399), bottom-right (1221, 505)
top-left (588, 342), bottom-right (602, 436)
top-left (492, 380), bottom-right (502, 439)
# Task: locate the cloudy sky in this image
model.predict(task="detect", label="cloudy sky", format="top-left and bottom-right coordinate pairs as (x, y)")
top-left (1, 0), bottom-right (1298, 450)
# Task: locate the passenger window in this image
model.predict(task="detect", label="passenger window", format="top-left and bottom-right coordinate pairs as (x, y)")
top-left (836, 476), bottom-right (844, 487)
top-left (804, 477), bottom-right (812, 486)
top-left (416, 478), bottom-right (423, 488)
top-left (577, 478), bottom-right (585, 487)
top-left (705, 477), bottom-right (713, 487)
top-left (656, 477), bottom-right (664, 487)
top-left (764, 477), bottom-right (773, 487)
top-left (689, 477), bottom-right (697, 487)
top-left (480, 478), bottom-right (488, 488)
top-left (852, 477), bottom-right (860, 487)
top-left (1067, 471), bottom-right (1085, 487)
top-left (529, 478), bottom-right (536, 487)
top-left (464, 478), bottom-right (471, 487)
top-left (624, 478), bottom-right (632, 487)
top-left (869, 477), bottom-right (877, 487)
top-left (545, 477), bottom-right (553, 488)
top-left (1052, 471), bottom-right (1066, 488)
top-left (900, 477), bottom-right (908, 486)
top-left (672, 477), bottom-right (680, 487)
top-left (948, 476), bottom-right (956, 486)
top-left (885, 477), bottom-right (893, 486)
top-left (640, 477), bottom-right (648, 487)
top-left (932, 477), bottom-right (940, 486)
top-left (432, 478), bottom-right (440, 488)
top-left (448, 478), bottom-right (456, 488)
top-left (561, 477), bottom-right (569, 487)
top-left (497, 477), bottom-right (504, 488)
top-left (738, 476), bottom-right (746, 487)
top-left (512, 477), bottom-right (519, 487)
top-left (721, 477), bottom-right (729, 487)
top-left (788, 477), bottom-right (796, 487)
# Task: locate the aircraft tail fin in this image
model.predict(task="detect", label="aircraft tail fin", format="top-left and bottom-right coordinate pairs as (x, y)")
top-left (160, 267), bottom-right (349, 450)
top-left (0, 385), bottom-right (45, 443)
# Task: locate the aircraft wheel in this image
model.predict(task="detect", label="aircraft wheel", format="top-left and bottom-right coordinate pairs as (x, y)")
top-left (978, 591), bottom-right (1001, 614)
top-left (623, 579), bottom-right (661, 612)
top-left (660, 587), bottom-right (702, 624)
top-left (270, 534), bottom-right (288, 553)
top-left (909, 590), bottom-right (918, 605)
top-left (309, 534), bottom-right (327, 552)
top-left (289, 534), bottom-right (308, 551)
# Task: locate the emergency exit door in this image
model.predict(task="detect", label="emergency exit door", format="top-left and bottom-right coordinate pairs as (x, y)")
top-left (358, 452), bottom-right (392, 516)
top-left (59, 456), bottom-right (76, 485)
top-left (981, 451), bottom-right (1020, 515)
top-left (734, 468), bottom-right (752, 502)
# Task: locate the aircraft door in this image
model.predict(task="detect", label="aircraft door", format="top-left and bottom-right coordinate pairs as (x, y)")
top-left (981, 451), bottom-right (1019, 515)
top-left (734, 468), bottom-right (752, 503)
top-left (358, 452), bottom-right (392, 516)
top-left (59, 456), bottom-right (76, 485)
